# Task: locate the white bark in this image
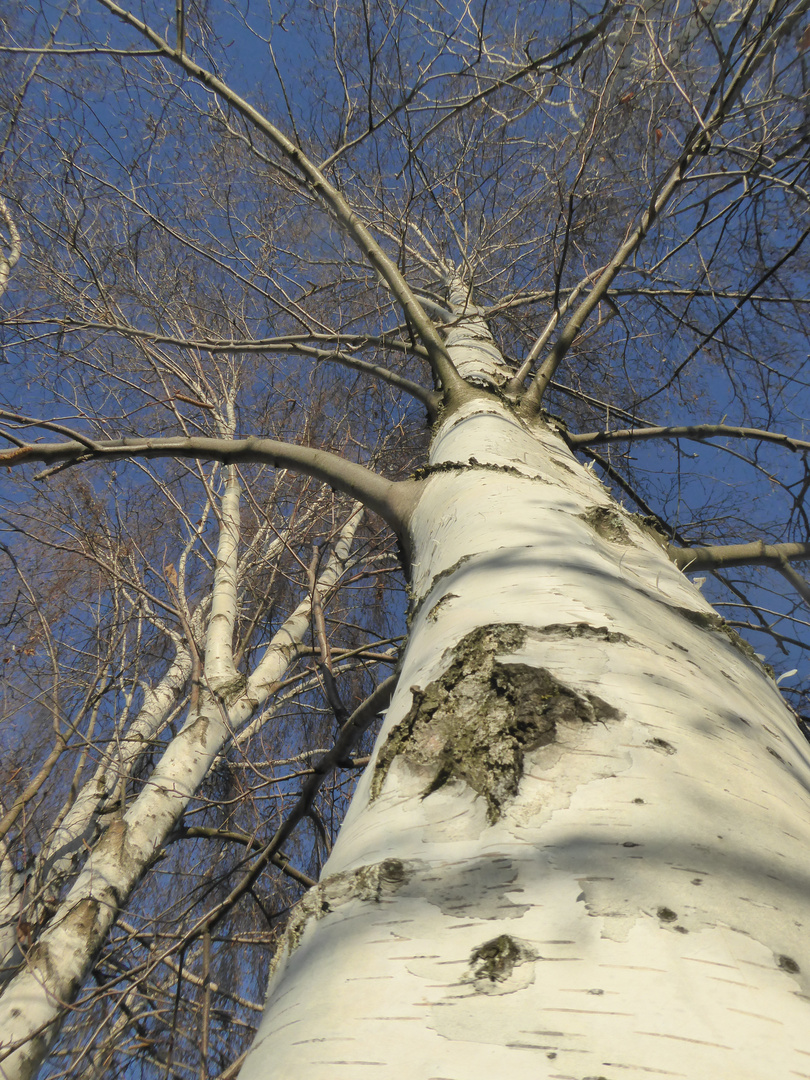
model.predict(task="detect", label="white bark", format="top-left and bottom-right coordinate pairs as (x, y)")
top-left (0, 646), bottom-right (192, 995)
top-left (37, 645), bottom-right (192, 888)
top-left (0, 513), bottom-right (362, 1080)
top-left (0, 194), bottom-right (21, 300)
top-left (444, 277), bottom-right (515, 388)
top-left (241, 418), bottom-right (810, 1074)
top-left (206, 467), bottom-right (241, 690)
top-left (0, 852), bottom-right (24, 974)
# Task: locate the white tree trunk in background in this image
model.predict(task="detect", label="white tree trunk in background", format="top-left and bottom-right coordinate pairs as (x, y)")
top-left (0, 516), bottom-right (362, 1080)
top-left (241, 399), bottom-right (810, 1079)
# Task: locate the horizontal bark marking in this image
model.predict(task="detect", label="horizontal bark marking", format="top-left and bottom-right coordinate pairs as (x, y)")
top-left (675, 606), bottom-right (775, 677)
top-left (371, 625), bottom-right (621, 822)
top-left (409, 458), bottom-right (546, 482)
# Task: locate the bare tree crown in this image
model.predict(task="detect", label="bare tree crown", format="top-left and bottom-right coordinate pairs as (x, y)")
top-left (0, 0), bottom-right (808, 1074)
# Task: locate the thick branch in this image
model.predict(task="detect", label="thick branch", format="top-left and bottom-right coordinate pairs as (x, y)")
top-left (776, 562), bottom-right (810, 610)
top-left (0, 433), bottom-right (418, 538)
top-left (506, 279), bottom-right (588, 392)
top-left (672, 540), bottom-right (810, 609)
top-left (670, 540), bottom-right (810, 572)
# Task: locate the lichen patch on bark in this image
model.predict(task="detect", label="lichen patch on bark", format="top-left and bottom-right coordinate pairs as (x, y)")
top-left (582, 505), bottom-right (633, 544)
top-left (270, 857), bottom-right (411, 973)
top-left (371, 624), bottom-right (620, 822)
top-left (213, 674), bottom-right (248, 707)
top-left (536, 622), bottom-right (629, 644)
top-left (462, 933), bottom-right (538, 995)
top-left (426, 592), bottom-right (459, 622)
top-left (26, 896), bottom-right (103, 1000)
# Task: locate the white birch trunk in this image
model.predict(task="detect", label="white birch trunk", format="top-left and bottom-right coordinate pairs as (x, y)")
top-left (241, 416), bottom-right (810, 1075)
top-left (0, 513), bottom-right (361, 1080)
top-left (0, 647), bottom-right (192, 995)
top-left (37, 645), bottom-right (192, 888)
top-left (0, 852), bottom-right (24, 976)
top-left (443, 276), bottom-right (515, 388)
top-left (206, 467), bottom-right (242, 690)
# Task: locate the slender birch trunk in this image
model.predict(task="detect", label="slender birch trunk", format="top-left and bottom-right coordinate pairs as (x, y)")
top-left (0, 645), bottom-right (192, 995)
top-left (0, 504), bottom-right (362, 1080)
top-left (240, 304), bottom-right (810, 1079)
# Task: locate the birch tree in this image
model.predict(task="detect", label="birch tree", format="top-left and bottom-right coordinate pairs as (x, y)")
top-left (1, 0), bottom-right (810, 1076)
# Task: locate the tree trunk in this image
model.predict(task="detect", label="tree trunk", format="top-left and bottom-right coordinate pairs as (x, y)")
top-left (0, 516), bottom-right (363, 1079)
top-left (240, 397), bottom-right (810, 1075)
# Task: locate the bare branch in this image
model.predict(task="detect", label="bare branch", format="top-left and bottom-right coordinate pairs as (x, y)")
top-left (776, 561), bottom-right (810, 610)
top-left (520, 1), bottom-right (810, 415)
top-left (670, 541), bottom-right (810, 572)
top-left (0, 430), bottom-right (418, 537)
top-left (174, 830), bottom-right (315, 889)
top-left (39, 322), bottom-right (439, 412)
top-left (570, 424), bottom-right (810, 454)
top-left (308, 543), bottom-right (349, 725)
top-left (95, 0), bottom-right (467, 400)
top-left (581, 447), bottom-right (688, 545)
top-left (175, 673), bottom-right (398, 940)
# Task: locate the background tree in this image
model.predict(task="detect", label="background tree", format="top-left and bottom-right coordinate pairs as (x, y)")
top-left (0, 0), bottom-right (809, 1076)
